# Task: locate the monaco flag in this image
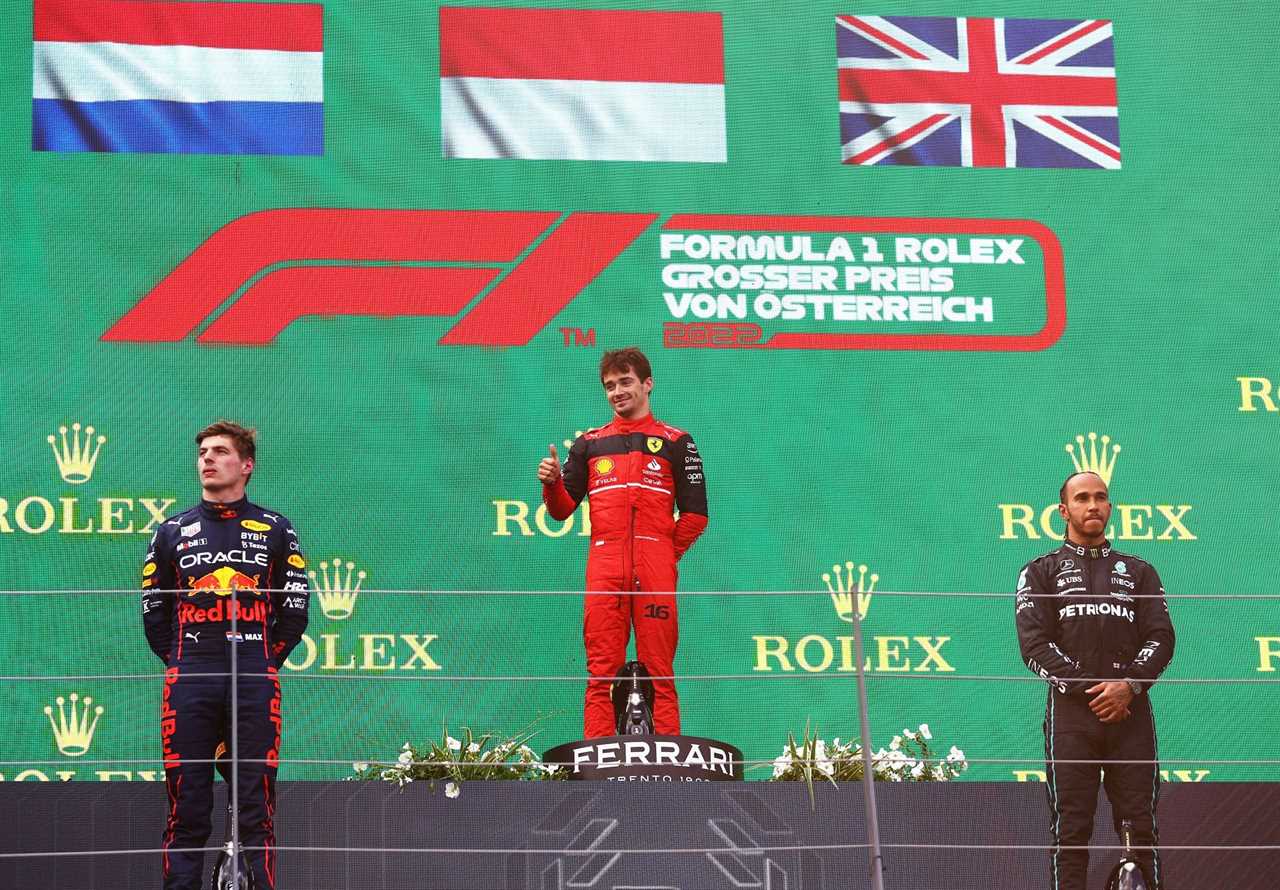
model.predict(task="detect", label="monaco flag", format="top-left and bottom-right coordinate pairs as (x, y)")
top-left (439, 6), bottom-right (726, 163)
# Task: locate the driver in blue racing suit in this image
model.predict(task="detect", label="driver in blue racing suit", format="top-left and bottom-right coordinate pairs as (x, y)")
top-left (141, 421), bottom-right (310, 890)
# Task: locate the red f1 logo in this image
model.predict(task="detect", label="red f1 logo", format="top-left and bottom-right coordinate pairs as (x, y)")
top-left (101, 210), bottom-right (656, 346)
top-left (102, 209), bottom-right (1063, 350)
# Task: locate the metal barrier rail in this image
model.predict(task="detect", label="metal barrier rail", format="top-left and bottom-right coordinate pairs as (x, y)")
top-left (5, 588), bottom-right (1280, 597)
top-left (8, 842), bottom-right (1280, 860)
top-left (3, 587), bottom-right (1277, 890)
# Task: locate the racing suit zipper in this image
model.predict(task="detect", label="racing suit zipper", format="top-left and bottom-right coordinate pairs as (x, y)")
top-left (629, 449), bottom-right (641, 601)
top-left (1085, 553), bottom-right (1105, 681)
top-left (627, 497), bottom-right (638, 605)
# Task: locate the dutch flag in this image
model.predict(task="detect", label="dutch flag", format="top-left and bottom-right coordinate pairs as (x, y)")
top-left (33, 0), bottom-right (324, 155)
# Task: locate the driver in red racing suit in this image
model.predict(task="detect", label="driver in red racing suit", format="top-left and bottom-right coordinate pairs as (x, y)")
top-left (538, 348), bottom-right (708, 738)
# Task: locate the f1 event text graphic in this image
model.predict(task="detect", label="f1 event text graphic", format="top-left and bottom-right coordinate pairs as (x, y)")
top-left (101, 210), bottom-right (1064, 351)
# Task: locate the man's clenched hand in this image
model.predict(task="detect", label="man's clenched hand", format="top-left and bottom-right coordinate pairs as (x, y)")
top-left (1086, 681), bottom-right (1133, 724)
top-left (537, 444), bottom-right (562, 485)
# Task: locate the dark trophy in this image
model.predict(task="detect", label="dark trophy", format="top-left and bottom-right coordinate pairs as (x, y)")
top-left (544, 661), bottom-right (743, 782)
top-left (612, 660), bottom-right (655, 735)
top-left (211, 740), bottom-right (256, 890)
top-left (1104, 820), bottom-right (1150, 890)
top-left (211, 828), bottom-right (254, 890)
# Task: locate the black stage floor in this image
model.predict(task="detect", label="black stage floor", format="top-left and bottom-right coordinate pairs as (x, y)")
top-left (2, 780), bottom-right (1275, 889)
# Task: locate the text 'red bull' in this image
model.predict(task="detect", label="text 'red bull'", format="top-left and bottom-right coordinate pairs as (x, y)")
top-left (178, 598), bottom-right (268, 625)
top-left (267, 667), bottom-right (282, 768)
top-left (161, 666), bottom-right (180, 768)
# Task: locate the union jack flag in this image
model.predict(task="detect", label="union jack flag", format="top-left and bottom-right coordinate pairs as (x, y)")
top-left (837, 15), bottom-right (1120, 168)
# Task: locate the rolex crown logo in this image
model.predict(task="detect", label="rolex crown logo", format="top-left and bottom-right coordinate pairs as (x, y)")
top-left (47, 423), bottom-right (107, 484)
top-left (822, 561), bottom-right (878, 622)
top-left (310, 558), bottom-right (366, 620)
top-left (44, 693), bottom-right (104, 757)
top-left (1065, 432), bottom-right (1121, 485)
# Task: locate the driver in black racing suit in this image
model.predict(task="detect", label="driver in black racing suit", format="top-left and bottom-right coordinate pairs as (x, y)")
top-left (1016, 470), bottom-right (1175, 890)
top-left (141, 421), bottom-right (310, 890)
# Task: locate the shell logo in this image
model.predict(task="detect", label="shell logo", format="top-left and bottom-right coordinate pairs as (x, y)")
top-left (593, 458), bottom-right (615, 475)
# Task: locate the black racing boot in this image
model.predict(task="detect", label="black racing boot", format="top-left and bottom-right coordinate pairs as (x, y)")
top-left (612, 660), bottom-right (655, 735)
top-left (1105, 820), bottom-right (1151, 890)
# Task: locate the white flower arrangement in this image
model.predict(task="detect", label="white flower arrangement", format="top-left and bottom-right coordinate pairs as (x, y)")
top-left (348, 724), bottom-right (565, 797)
top-left (768, 722), bottom-right (967, 788)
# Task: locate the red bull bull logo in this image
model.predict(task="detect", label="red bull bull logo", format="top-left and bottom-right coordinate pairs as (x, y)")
top-left (186, 566), bottom-right (261, 598)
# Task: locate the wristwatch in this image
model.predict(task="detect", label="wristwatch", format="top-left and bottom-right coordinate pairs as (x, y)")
top-left (1125, 679), bottom-right (1143, 696)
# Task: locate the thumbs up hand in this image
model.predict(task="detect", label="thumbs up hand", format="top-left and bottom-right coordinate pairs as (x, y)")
top-left (537, 443), bottom-right (563, 485)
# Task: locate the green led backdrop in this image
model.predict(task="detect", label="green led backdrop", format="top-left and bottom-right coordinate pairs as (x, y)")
top-left (2, 1), bottom-right (1277, 784)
